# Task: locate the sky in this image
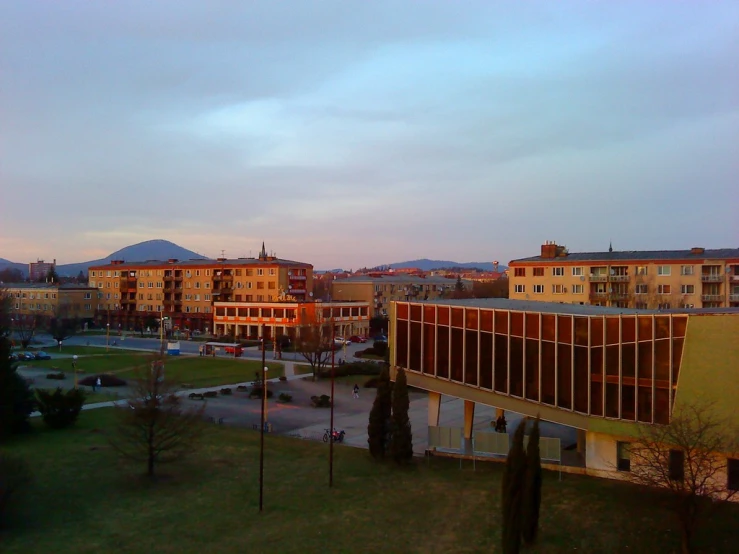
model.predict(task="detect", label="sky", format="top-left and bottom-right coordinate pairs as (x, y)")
top-left (1, 1), bottom-right (737, 270)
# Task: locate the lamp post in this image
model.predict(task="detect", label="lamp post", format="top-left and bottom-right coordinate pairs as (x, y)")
top-left (106, 323), bottom-right (110, 352)
top-left (160, 316), bottom-right (169, 354)
top-left (329, 318), bottom-right (336, 487)
top-left (259, 324), bottom-right (267, 512)
top-left (72, 355), bottom-right (79, 389)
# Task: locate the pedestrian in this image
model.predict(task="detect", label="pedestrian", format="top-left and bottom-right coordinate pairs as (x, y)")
top-left (353, 384), bottom-right (359, 399)
top-left (96, 377), bottom-right (102, 392)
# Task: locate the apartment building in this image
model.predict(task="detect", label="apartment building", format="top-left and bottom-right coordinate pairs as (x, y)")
top-left (28, 259), bottom-right (56, 281)
top-left (331, 274), bottom-right (460, 318)
top-left (509, 242), bottom-right (739, 309)
top-left (4, 282), bottom-right (100, 321)
top-left (89, 245), bottom-right (313, 332)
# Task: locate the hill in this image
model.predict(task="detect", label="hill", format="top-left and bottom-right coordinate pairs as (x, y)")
top-left (56, 240), bottom-right (208, 276)
top-left (0, 258), bottom-right (27, 277)
top-left (384, 259), bottom-right (507, 272)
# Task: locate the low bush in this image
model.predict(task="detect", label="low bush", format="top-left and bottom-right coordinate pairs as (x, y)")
top-left (79, 374), bottom-right (127, 387)
top-left (46, 372), bottom-right (65, 380)
top-left (34, 387), bottom-right (86, 429)
top-left (220, 388), bottom-right (232, 396)
top-left (310, 394), bottom-right (332, 408)
top-left (0, 453), bottom-right (32, 528)
top-left (249, 388), bottom-right (274, 399)
top-left (203, 391), bottom-right (218, 398)
top-left (371, 341), bottom-right (388, 357)
top-left (278, 375), bottom-right (287, 382)
top-left (278, 393), bottom-right (293, 403)
top-left (236, 385), bottom-right (249, 392)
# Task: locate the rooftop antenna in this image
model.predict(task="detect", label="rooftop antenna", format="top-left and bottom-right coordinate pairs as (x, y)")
top-left (221, 249), bottom-right (226, 259)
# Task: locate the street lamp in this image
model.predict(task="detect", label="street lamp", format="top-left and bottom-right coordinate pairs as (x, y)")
top-left (106, 323), bottom-right (110, 352)
top-left (72, 355), bottom-right (79, 389)
top-left (329, 318), bottom-right (336, 487)
top-left (160, 316), bottom-right (169, 354)
top-left (259, 323), bottom-right (267, 512)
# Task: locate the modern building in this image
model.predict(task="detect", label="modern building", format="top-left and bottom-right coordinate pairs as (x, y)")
top-left (212, 300), bottom-right (370, 341)
top-left (88, 244), bottom-right (313, 333)
top-left (389, 298), bottom-right (739, 483)
top-left (4, 282), bottom-right (100, 321)
top-left (509, 242), bottom-right (739, 309)
top-left (331, 274), bottom-right (461, 318)
top-left (28, 259), bottom-right (56, 281)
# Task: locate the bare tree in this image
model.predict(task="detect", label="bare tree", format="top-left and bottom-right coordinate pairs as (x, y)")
top-left (625, 401), bottom-right (738, 554)
top-left (47, 304), bottom-right (79, 349)
top-left (628, 273), bottom-right (684, 310)
top-left (295, 317), bottom-right (333, 381)
top-left (109, 356), bottom-right (206, 478)
top-left (12, 314), bottom-right (41, 349)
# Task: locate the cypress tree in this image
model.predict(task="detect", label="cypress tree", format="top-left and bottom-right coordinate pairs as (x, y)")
top-left (389, 367), bottom-right (413, 464)
top-left (501, 420), bottom-right (527, 554)
top-left (522, 417), bottom-right (542, 545)
top-left (0, 298), bottom-right (34, 442)
top-left (367, 366), bottom-right (392, 459)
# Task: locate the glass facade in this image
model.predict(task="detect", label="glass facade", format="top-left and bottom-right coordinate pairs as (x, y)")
top-left (394, 302), bottom-right (687, 424)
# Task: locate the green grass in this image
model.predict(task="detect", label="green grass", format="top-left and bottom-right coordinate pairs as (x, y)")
top-left (293, 363), bottom-right (315, 376)
top-left (2, 409), bottom-right (738, 554)
top-left (84, 391), bottom-right (123, 404)
top-left (115, 357), bottom-right (284, 387)
top-left (21, 353), bottom-right (148, 374)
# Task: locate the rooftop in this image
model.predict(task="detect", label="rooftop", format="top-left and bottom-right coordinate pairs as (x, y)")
top-left (511, 247), bottom-right (739, 264)
top-left (336, 275), bottom-right (460, 284)
top-left (89, 257), bottom-right (312, 269)
top-left (2, 282), bottom-right (97, 290)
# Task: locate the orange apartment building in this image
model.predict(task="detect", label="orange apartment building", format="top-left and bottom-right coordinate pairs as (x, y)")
top-left (509, 242), bottom-right (739, 310)
top-left (212, 300), bottom-right (370, 341)
top-left (88, 245), bottom-right (313, 333)
top-left (4, 282), bottom-right (100, 321)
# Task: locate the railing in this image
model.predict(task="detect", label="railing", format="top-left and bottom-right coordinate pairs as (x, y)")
top-left (174, 274), bottom-right (184, 281)
top-left (289, 288), bottom-right (306, 294)
top-left (163, 275), bottom-right (174, 282)
top-left (610, 275), bottom-right (630, 282)
top-left (590, 275), bottom-right (608, 282)
top-left (701, 275), bottom-right (723, 282)
top-left (729, 294), bottom-right (739, 302)
top-left (701, 294), bottom-right (723, 302)
top-left (289, 275), bottom-right (307, 281)
top-left (213, 274), bottom-right (233, 282)
top-left (590, 292), bottom-right (609, 298)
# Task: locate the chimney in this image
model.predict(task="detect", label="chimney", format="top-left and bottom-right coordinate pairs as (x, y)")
top-left (167, 258), bottom-right (178, 264)
top-left (493, 260), bottom-right (499, 272)
top-left (217, 257), bottom-right (227, 262)
top-left (690, 247), bottom-right (705, 255)
top-left (541, 241), bottom-right (558, 259)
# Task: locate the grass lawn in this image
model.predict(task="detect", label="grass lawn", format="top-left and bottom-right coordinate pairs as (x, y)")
top-left (2, 409), bottom-right (738, 554)
top-left (115, 357), bottom-right (284, 387)
top-left (293, 363), bottom-right (315, 376)
top-left (21, 353), bottom-right (149, 374)
top-left (84, 391), bottom-right (124, 404)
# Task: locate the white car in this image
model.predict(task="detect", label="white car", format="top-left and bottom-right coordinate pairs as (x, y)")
top-left (334, 337), bottom-right (351, 346)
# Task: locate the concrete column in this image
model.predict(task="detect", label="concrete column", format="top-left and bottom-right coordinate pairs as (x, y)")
top-left (428, 391), bottom-right (441, 427)
top-left (463, 400), bottom-right (476, 439)
top-left (577, 429), bottom-right (586, 455)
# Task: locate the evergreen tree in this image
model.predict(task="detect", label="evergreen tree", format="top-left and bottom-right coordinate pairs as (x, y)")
top-left (389, 367), bottom-right (413, 463)
top-left (367, 366), bottom-right (392, 458)
top-left (0, 297), bottom-right (34, 442)
top-left (522, 417), bottom-right (542, 545)
top-left (501, 420), bottom-right (527, 554)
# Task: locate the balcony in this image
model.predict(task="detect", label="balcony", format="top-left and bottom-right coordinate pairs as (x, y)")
top-left (163, 299), bottom-right (174, 306)
top-left (173, 274), bottom-right (183, 281)
top-left (590, 292), bottom-right (609, 299)
top-left (213, 273), bottom-right (233, 282)
top-left (610, 275), bottom-right (630, 282)
top-left (701, 294), bottom-right (723, 302)
top-left (729, 294), bottom-right (739, 302)
top-left (289, 275), bottom-right (307, 281)
top-left (163, 275), bottom-right (174, 282)
top-left (590, 275), bottom-right (608, 282)
top-left (121, 297), bottom-right (136, 305)
top-left (701, 274), bottom-right (723, 282)
top-left (289, 288), bottom-right (306, 294)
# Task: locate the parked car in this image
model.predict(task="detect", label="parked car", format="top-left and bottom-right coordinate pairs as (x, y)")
top-left (224, 346), bottom-right (244, 357)
top-left (20, 352), bottom-right (36, 361)
top-left (349, 335), bottom-right (367, 343)
top-left (8, 353), bottom-right (18, 362)
top-left (192, 330), bottom-right (203, 336)
top-left (333, 337), bottom-right (351, 347)
top-left (374, 335), bottom-right (388, 343)
top-left (34, 351), bottom-right (51, 360)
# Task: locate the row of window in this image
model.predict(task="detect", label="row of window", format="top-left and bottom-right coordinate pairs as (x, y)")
top-left (90, 279), bottom-right (280, 290)
top-left (514, 284), bottom-right (701, 295)
top-left (14, 303), bottom-right (93, 311)
top-left (616, 443), bottom-right (739, 491)
top-left (90, 267), bottom-right (281, 278)
top-left (514, 265), bottom-right (722, 278)
top-left (10, 291), bottom-right (58, 299)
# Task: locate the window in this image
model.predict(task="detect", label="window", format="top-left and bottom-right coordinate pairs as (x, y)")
top-left (680, 265), bottom-right (694, 276)
top-left (196, 270), bottom-right (201, 277)
top-left (139, 282), bottom-right (145, 288)
top-left (114, 282), bottom-right (119, 288)
top-left (106, 271), bottom-right (111, 277)
top-left (514, 284), bottom-right (525, 294)
top-left (553, 267), bottom-right (565, 277)
top-left (635, 284), bottom-right (648, 295)
top-left (194, 294), bottom-right (200, 301)
top-left (572, 267), bottom-right (584, 276)
top-left (157, 282), bottom-right (162, 288)
top-left (658, 303), bottom-right (672, 309)
top-left (616, 442), bottom-right (631, 472)
top-left (681, 285), bottom-right (694, 295)
top-left (246, 269), bottom-right (253, 276)
top-left (106, 282), bottom-right (111, 288)
top-left (84, 293), bottom-right (91, 299)
top-left (148, 282), bottom-right (153, 288)
top-left (533, 267), bottom-right (544, 277)
top-left (514, 268), bottom-right (525, 277)
top-left (669, 450), bottom-right (684, 481)
top-left (257, 268), bottom-right (264, 276)
top-left (195, 282), bottom-right (200, 289)
top-left (533, 284), bottom-right (544, 294)
top-left (269, 268), bottom-right (275, 276)
top-left (636, 302), bottom-right (648, 310)
top-left (657, 265), bottom-right (671, 276)
top-left (106, 293), bottom-right (111, 300)
top-left (91, 271), bottom-right (96, 277)
top-left (572, 284), bottom-right (584, 294)
top-left (728, 459), bottom-right (739, 491)
top-left (205, 269), bottom-right (211, 276)
top-left (205, 283), bottom-right (210, 289)
top-left (185, 294), bottom-right (192, 300)
top-left (246, 282), bottom-right (253, 289)
top-left (186, 270), bottom-right (191, 278)
top-left (257, 282), bottom-right (265, 289)
top-left (681, 303), bottom-right (694, 309)
top-left (635, 266), bottom-right (648, 276)
top-left (204, 294), bottom-right (211, 301)
top-left (138, 294), bottom-right (144, 300)
top-left (658, 284), bottom-right (671, 295)
top-left (268, 282), bottom-right (276, 289)
top-left (552, 284), bottom-right (565, 294)
top-left (84, 304), bottom-right (92, 311)
top-left (204, 306), bottom-right (211, 313)
top-left (147, 294), bottom-right (153, 300)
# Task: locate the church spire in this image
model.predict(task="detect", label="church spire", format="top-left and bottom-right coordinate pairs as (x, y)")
top-left (260, 241), bottom-right (267, 258)
top-left (609, 240), bottom-right (613, 253)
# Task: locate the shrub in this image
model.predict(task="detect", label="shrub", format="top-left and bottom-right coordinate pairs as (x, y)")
top-left (34, 387), bottom-right (86, 429)
top-left (46, 372), bottom-right (65, 380)
top-left (278, 375), bottom-right (287, 382)
top-left (79, 374), bottom-right (127, 387)
top-left (220, 388), bottom-right (232, 396)
top-left (278, 393), bottom-right (293, 403)
top-left (248, 387), bottom-right (274, 399)
top-left (317, 361), bottom-right (382, 379)
top-left (372, 341), bottom-right (388, 357)
top-left (236, 385), bottom-right (249, 392)
top-left (310, 394), bottom-right (331, 408)
top-left (0, 453), bottom-right (32, 528)
top-left (203, 391), bottom-right (218, 398)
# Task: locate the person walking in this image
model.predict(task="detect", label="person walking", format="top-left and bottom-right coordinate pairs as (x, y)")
top-left (352, 384), bottom-right (360, 399)
top-left (96, 377), bottom-right (102, 392)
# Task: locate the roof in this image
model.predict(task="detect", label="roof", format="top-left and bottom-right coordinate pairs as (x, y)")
top-left (336, 275), bottom-right (460, 285)
top-left (511, 248), bottom-right (739, 264)
top-left (89, 257), bottom-right (312, 270)
top-left (1, 282), bottom-right (96, 290)
top-left (397, 297), bottom-right (739, 317)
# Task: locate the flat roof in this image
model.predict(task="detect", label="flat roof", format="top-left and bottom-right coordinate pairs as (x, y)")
top-left (511, 247), bottom-right (739, 264)
top-left (89, 257), bottom-right (312, 269)
top-left (337, 275), bottom-right (460, 284)
top-left (396, 297), bottom-right (739, 316)
top-left (1, 282), bottom-right (97, 290)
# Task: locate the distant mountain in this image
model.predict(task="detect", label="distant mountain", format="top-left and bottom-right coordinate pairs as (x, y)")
top-left (0, 258), bottom-right (27, 277)
top-left (56, 240), bottom-right (208, 276)
top-left (385, 259), bottom-right (508, 272)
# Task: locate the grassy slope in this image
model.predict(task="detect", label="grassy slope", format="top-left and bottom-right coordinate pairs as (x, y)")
top-left (2, 410), bottom-right (738, 554)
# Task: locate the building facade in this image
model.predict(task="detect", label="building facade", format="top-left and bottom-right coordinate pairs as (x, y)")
top-left (390, 298), bottom-right (739, 483)
top-left (28, 259), bottom-right (56, 281)
top-left (4, 282), bottom-right (100, 321)
top-left (89, 245), bottom-right (313, 332)
top-left (509, 242), bottom-right (739, 309)
top-left (212, 300), bottom-right (370, 340)
top-left (330, 275), bottom-right (460, 318)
